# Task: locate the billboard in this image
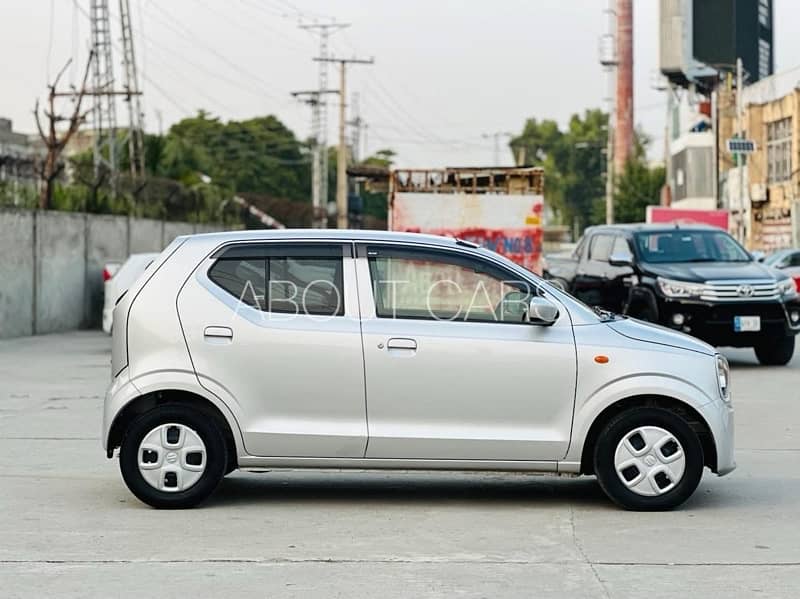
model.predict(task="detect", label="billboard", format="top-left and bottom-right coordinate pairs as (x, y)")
top-left (647, 206), bottom-right (730, 230)
top-left (391, 191), bottom-right (544, 273)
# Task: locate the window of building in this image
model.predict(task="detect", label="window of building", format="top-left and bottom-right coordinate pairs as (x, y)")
top-left (766, 117), bottom-right (792, 184)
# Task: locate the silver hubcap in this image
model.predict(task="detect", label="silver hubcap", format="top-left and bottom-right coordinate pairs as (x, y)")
top-left (614, 426), bottom-right (686, 497)
top-left (137, 423), bottom-right (206, 492)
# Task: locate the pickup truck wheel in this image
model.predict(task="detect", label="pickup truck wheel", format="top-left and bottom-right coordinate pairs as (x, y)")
top-left (754, 335), bottom-right (795, 366)
top-left (119, 406), bottom-right (227, 509)
top-left (593, 407), bottom-right (704, 511)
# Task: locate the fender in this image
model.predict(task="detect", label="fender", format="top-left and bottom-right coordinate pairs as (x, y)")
top-left (103, 368), bottom-right (247, 458)
top-left (562, 373), bottom-right (717, 466)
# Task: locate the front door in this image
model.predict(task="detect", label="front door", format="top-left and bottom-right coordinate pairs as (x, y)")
top-left (177, 241), bottom-right (367, 458)
top-left (356, 243), bottom-right (577, 462)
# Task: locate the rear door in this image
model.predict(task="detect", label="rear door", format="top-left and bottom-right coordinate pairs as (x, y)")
top-left (177, 241), bottom-right (367, 457)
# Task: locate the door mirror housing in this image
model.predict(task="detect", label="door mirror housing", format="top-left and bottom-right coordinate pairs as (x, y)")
top-left (526, 296), bottom-right (559, 326)
top-left (750, 250), bottom-right (766, 263)
top-left (608, 251), bottom-right (634, 267)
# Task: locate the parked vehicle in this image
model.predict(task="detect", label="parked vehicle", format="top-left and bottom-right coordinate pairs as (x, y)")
top-left (102, 253), bottom-right (159, 334)
top-left (545, 224), bottom-right (800, 366)
top-left (104, 230), bottom-right (735, 510)
top-left (763, 248), bottom-right (800, 270)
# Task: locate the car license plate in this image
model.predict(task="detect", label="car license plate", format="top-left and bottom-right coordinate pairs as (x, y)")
top-left (734, 316), bottom-right (761, 332)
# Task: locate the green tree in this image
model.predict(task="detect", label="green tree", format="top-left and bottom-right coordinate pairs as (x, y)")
top-left (612, 160), bottom-right (666, 223)
top-left (511, 109), bottom-right (607, 231)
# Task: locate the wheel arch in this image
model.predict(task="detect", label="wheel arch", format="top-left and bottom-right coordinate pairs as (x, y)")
top-left (106, 389), bottom-right (239, 473)
top-left (578, 394), bottom-right (717, 475)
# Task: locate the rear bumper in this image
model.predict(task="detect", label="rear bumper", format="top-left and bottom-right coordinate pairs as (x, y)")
top-left (656, 298), bottom-right (800, 347)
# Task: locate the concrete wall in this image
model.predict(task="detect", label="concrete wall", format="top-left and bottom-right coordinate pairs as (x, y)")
top-left (0, 211), bottom-right (34, 338)
top-left (0, 208), bottom-right (227, 339)
top-left (35, 212), bottom-right (86, 334)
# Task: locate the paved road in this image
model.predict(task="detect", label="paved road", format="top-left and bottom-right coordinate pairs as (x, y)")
top-left (1, 331), bottom-right (798, 598)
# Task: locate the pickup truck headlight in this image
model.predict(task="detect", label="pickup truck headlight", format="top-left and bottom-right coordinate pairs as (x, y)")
top-left (716, 354), bottom-right (731, 403)
top-left (657, 277), bottom-right (706, 298)
top-left (778, 278), bottom-right (797, 298)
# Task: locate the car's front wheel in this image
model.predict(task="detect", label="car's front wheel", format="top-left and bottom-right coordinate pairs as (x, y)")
top-left (593, 407), bottom-right (704, 511)
top-left (119, 405), bottom-right (227, 508)
top-left (754, 335), bottom-right (795, 366)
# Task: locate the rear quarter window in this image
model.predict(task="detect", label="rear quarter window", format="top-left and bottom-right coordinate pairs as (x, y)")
top-left (208, 244), bottom-right (345, 316)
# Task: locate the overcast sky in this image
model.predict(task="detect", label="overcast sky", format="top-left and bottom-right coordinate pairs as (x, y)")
top-left (2, 0), bottom-right (799, 168)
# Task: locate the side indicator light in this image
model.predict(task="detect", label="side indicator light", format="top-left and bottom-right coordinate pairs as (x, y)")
top-left (594, 355), bottom-right (609, 364)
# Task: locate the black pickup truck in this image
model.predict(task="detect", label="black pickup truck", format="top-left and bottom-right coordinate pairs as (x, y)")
top-left (544, 223), bottom-right (800, 365)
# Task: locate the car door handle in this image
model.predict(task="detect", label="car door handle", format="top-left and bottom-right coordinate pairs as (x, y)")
top-left (204, 326), bottom-right (233, 339)
top-left (386, 337), bottom-right (417, 351)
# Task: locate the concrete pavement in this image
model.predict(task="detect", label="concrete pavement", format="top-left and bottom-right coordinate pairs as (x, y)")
top-left (1, 331), bottom-right (799, 598)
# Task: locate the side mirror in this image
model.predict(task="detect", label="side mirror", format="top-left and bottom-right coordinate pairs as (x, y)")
top-left (751, 250), bottom-right (766, 263)
top-left (526, 296), bottom-right (559, 326)
top-left (608, 251), bottom-right (634, 267)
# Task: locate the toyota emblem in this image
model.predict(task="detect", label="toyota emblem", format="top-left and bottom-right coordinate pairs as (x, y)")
top-left (736, 285), bottom-right (755, 297)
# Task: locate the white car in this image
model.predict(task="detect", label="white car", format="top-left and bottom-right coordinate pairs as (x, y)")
top-left (102, 253), bottom-right (159, 334)
top-left (103, 231), bottom-right (735, 510)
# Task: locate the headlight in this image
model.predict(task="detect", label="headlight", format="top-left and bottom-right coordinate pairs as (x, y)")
top-left (778, 278), bottom-right (797, 298)
top-left (657, 277), bottom-right (706, 298)
top-left (716, 354), bottom-right (731, 403)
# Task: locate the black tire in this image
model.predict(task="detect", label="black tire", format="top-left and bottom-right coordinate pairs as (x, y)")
top-left (119, 405), bottom-right (227, 509)
top-left (593, 407), bottom-right (704, 511)
top-left (754, 335), bottom-right (795, 366)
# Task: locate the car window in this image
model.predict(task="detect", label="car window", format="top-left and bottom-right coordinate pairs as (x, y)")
top-left (612, 236), bottom-right (630, 256)
top-left (589, 235), bottom-right (614, 262)
top-left (634, 230), bottom-right (750, 263)
top-left (208, 244), bottom-right (344, 316)
top-left (366, 246), bottom-right (533, 323)
top-left (790, 252), bottom-right (800, 267)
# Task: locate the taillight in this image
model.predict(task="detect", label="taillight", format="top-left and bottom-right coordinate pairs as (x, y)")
top-left (793, 276), bottom-right (800, 293)
top-left (103, 268), bottom-right (113, 282)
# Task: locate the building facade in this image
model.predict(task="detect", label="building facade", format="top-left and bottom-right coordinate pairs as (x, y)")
top-left (719, 67), bottom-right (800, 250)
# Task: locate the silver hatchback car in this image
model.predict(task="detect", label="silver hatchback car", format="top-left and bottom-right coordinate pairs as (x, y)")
top-left (103, 230), bottom-right (735, 510)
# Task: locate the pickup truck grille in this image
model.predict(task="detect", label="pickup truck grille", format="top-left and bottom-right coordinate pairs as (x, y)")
top-left (700, 280), bottom-right (780, 302)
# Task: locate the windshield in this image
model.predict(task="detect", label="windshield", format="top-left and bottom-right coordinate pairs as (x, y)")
top-left (763, 251), bottom-right (789, 267)
top-left (634, 230), bottom-right (751, 264)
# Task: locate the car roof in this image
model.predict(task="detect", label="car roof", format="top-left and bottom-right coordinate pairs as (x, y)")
top-left (180, 228), bottom-right (471, 249)
top-left (586, 223), bottom-right (726, 236)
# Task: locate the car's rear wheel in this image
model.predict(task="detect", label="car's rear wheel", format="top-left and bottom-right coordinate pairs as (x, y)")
top-left (754, 335), bottom-right (795, 366)
top-left (119, 405), bottom-right (227, 508)
top-left (593, 407), bottom-right (704, 511)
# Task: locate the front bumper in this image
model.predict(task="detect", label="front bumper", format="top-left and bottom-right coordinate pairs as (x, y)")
top-left (656, 298), bottom-right (800, 347)
top-left (699, 397), bottom-right (736, 476)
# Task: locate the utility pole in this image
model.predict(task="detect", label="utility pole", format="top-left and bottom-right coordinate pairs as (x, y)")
top-left (482, 132), bottom-right (513, 166)
top-left (348, 92), bottom-right (363, 163)
top-left (614, 0), bottom-right (633, 179)
top-left (736, 57), bottom-right (745, 244)
top-left (599, 0), bottom-right (618, 226)
top-left (90, 0), bottom-right (118, 191)
top-left (299, 22), bottom-right (349, 222)
top-left (119, 0), bottom-right (145, 179)
top-left (291, 89), bottom-right (339, 227)
top-left (314, 56), bottom-right (374, 229)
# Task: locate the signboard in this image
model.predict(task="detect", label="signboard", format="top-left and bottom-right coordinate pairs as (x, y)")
top-left (647, 206), bottom-right (730, 230)
top-left (727, 138), bottom-right (756, 154)
top-left (391, 191), bottom-right (544, 273)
